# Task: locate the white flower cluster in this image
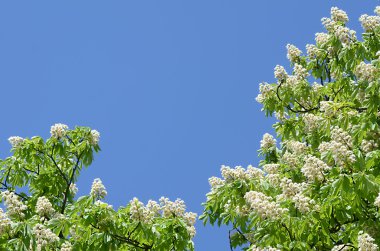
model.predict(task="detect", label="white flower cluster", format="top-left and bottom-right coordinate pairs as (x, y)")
top-left (220, 165), bottom-right (264, 182)
top-left (315, 32), bottom-right (330, 46)
top-left (36, 196), bottom-right (55, 217)
top-left (160, 197), bottom-right (186, 218)
top-left (284, 75), bottom-right (299, 87)
top-left (90, 178), bottom-right (107, 199)
top-left (263, 164), bottom-right (280, 174)
top-left (375, 6), bottom-right (380, 16)
top-left (256, 82), bottom-right (274, 103)
top-left (0, 208), bottom-right (11, 235)
top-left (1, 191), bottom-right (27, 218)
top-left (321, 17), bottom-right (336, 32)
top-left (266, 174), bottom-right (281, 186)
top-left (320, 101), bottom-right (335, 117)
top-left (250, 246), bottom-right (280, 251)
top-left (292, 193), bottom-right (316, 213)
top-left (69, 183), bottom-right (78, 195)
top-left (246, 165), bottom-right (265, 179)
top-left (321, 8), bottom-right (355, 45)
top-left (61, 241), bottom-right (72, 251)
top-left (331, 126), bottom-right (353, 148)
top-left (260, 133), bottom-right (277, 151)
top-left (331, 7), bottom-right (349, 23)
top-left (302, 113), bottom-right (322, 132)
top-left (318, 140), bottom-right (356, 166)
top-left (302, 155), bottom-right (330, 182)
top-left (281, 151), bottom-right (300, 168)
top-left (279, 178), bottom-right (306, 198)
top-left (244, 191), bottom-right (288, 220)
top-left (208, 176), bottom-right (225, 189)
top-left (293, 64), bottom-right (309, 80)
top-left (334, 25), bottom-right (356, 45)
top-left (359, 14), bottom-right (380, 32)
top-left (50, 123), bottom-right (69, 139)
top-left (375, 192), bottom-right (380, 207)
top-left (361, 139), bottom-right (378, 154)
top-left (355, 62), bottom-right (377, 82)
top-left (358, 232), bottom-right (378, 251)
top-left (274, 65), bottom-right (288, 82)
top-left (8, 136), bottom-right (24, 148)
top-left (286, 140), bottom-right (308, 155)
top-left (286, 44), bottom-right (302, 62)
top-left (130, 197), bottom-right (153, 224)
top-left (184, 212), bottom-right (197, 237)
top-left (306, 44), bottom-right (319, 58)
top-left (90, 129), bottom-right (100, 145)
top-left (33, 224), bottom-right (60, 251)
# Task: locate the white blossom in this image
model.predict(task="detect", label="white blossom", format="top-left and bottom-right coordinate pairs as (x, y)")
top-left (302, 155), bottom-right (330, 182)
top-left (306, 44), bottom-right (319, 58)
top-left (246, 165), bottom-right (265, 179)
top-left (360, 139), bottom-right (378, 153)
top-left (129, 197), bottom-right (151, 223)
top-left (36, 196), bottom-right (55, 217)
top-left (1, 191), bottom-right (27, 218)
top-left (359, 14), bottom-right (380, 32)
top-left (315, 32), bottom-right (330, 46)
top-left (33, 224), bottom-right (60, 251)
top-left (320, 101), bottom-right (335, 117)
top-left (90, 178), bottom-right (107, 199)
top-left (244, 191), bottom-right (288, 220)
top-left (0, 208), bottom-right (11, 235)
top-left (321, 17), bottom-right (337, 32)
top-left (263, 164), bottom-right (280, 174)
top-left (318, 141), bottom-right (356, 166)
top-left (293, 64), bottom-right (309, 80)
top-left (281, 151), bottom-right (300, 168)
top-left (292, 193), bottom-right (315, 213)
top-left (375, 6), bottom-right (380, 16)
top-left (331, 126), bottom-right (353, 148)
top-left (302, 113), bottom-right (322, 132)
top-left (61, 242), bottom-right (72, 251)
top-left (260, 133), bottom-right (276, 151)
top-left (256, 82), bottom-right (274, 103)
top-left (208, 176), bottom-right (224, 189)
top-left (8, 136), bottom-right (24, 148)
top-left (358, 232), bottom-right (378, 251)
top-left (355, 62), bottom-right (377, 82)
top-left (90, 129), bottom-right (100, 145)
top-left (274, 65), bottom-right (287, 82)
top-left (286, 44), bottom-right (302, 62)
top-left (331, 7), bottom-right (349, 23)
top-left (69, 183), bottom-right (78, 195)
top-left (50, 123), bottom-right (69, 139)
top-left (375, 192), bottom-right (380, 208)
top-left (286, 140), bottom-right (308, 155)
top-left (279, 178), bottom-right (305, 198)
top-left (160, 197), bottom-right (186, 218)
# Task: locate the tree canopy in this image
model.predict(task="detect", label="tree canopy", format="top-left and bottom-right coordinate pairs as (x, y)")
top-left (202, 6), bottom-right (380, 251)
top-left (0, 124), bottom-right (196, 250)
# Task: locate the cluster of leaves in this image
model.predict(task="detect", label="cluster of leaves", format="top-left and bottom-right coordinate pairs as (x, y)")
top-left (0, 126), bottom-right (195, 250)
top-left (201, 6), bottom-right (380, 251)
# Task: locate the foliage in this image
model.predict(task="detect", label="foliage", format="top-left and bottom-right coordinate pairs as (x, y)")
top-left (0, 124), bottom-right (196, 250)
top-left (202, 6), bottom-right (380, 251)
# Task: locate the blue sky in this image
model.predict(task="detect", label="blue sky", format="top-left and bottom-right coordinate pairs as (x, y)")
top-left (0, 1), bottom-right (375, 250)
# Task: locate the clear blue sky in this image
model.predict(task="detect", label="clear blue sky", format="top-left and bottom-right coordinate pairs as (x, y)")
top-left (0, 1), bottom-right (374, 250)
